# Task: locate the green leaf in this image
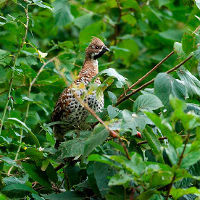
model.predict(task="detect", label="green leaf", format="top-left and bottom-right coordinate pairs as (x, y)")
top-left (22, 163), bottom-right (51, 188)
top-left (171, 187), bottom-right (200, 200)
top-left (154, 73), bottom-right (187, 106)
top-left (0, 49), bottom-right (11, 67)
top-left (58, 138), bottom-right (85, 158)
top-left (83, 127), bottom-right (109, 157)
top-left (52, 0), bottom-right (74, 27)
top-left (108, 170), bottom-right (132, 186)
top-left (145, 112), bottom-right (183, 148)
top-left (134, 94), bottom-right (163, 112)
top-left (114, 39), bottom-right (139, 65)
top-left (107, 105), bottom-right (120, 119)
top-left (143, 126), bottom-right (164, 163)
top-left (173, 42), bottom-right (185, 57)
top-left (79, 21), bottom-right (104, 44)
top-left (182, 32), bottom-right (196, 55)
top-left (177, 68), bottom-right (200, 97)
top-left (181, 150), bottom-right (200, 169)
top-left (33, 0), bottom-right (52, 10)
top-left (99, 68), bottom-right (127, 88)
top-left (44, 191), bottom-right (83, 200)
top-left (121, 14), bottom-right (136, 26)
top-left (74, 13), bottom-right (94, 29)
top-left (195, 0), bottom-right (200, 9)
top-left (2, 183), bottom-right (36, 194)
top-left (25, 148), bottom-right (44, 161)
top-left (0, 157), bottom-right (20, 168)
top-left (108, 91), bottom-right (117, 104)
top-left (8, 118), bottom-right (40, 147)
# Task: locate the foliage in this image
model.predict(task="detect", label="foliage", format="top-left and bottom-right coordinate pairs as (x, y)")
top-left (1, 0), bottom-right (200, 199)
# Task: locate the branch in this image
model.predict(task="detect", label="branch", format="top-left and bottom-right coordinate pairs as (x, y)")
top-left (0, 5), bottom-right (30, 136)
top-left (73, 90), bottom-right (131, 160)
top-left (115, 55), bottom-right (193, 106)
top-left (165, 133), bottom-right (190, 200)
top-left (137, 134), bottom-right (193, 146)
top-left (118, 51), bottom-right (174, 101)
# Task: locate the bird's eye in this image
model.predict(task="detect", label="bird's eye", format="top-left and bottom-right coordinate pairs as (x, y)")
top-left (96, 46), bottom-right (99, 49)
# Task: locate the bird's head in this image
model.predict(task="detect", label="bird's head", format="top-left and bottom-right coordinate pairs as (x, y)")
top-left (86, 37), bottom-right (110, 60)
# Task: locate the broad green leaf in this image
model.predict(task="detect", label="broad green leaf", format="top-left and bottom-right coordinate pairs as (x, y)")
top-left (25, 148), bottom-right (44, 161)
top-left (33, 0), bottom-right (52, 10)
top-left (8, 118), bottom-right (40, 147)
top-left (143, 126), bottom-right (164, 163)
top-left (94, 162), bottom-right (115, 197)
top-left (0, 157), bottom-right (20, 168)
top-left (154, 73), bottom-right (187, 106)
top-left (44, 191), bottom-right (83, 200)
top-left (52, 0), bottom-right (73, 27)
top-left (79, 21), bottom-right (104, 44)
top-left (145, 112), bottom-right (183, 148)
top-left (108, 170), bottom-right (132, 186)
top-left (182, 32), bottom-right (196, 55)
top-left (2, 183), bottom-right (36, 194)
top-left (121, 14), bottom-right (136, 26)
top-left (134, 94), bottom-right (163, 112)
top-left (58, 138), bottom-right (85, 158)
top-left (107, 91), bottom-right (117, 104)
top-left (173, 42), bottom-right (185, 57)
top-left (0, 49), bottom-right (11, 67)
top-left (181, 150), bottom-right (200, 169)
top-left (114, 39), bottom-right (139, 65)
top-left (83, 127), bottom-right (109, 157)
top-left (171, 187), bottom-right (200, 200)
top-left (107, 105), bottom-right (120, 119)
top-left (177, 68), bottom-right (200, 97)
top-left (74, 13), bottom-right (94, 29)
top-left (22, 162), bottom-right (51, 188)
top-left (99, 68), bottom-right (127, 88)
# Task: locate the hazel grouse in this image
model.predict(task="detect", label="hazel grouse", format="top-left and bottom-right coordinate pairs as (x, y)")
top-left (52, 37), bottom-right (109, 148)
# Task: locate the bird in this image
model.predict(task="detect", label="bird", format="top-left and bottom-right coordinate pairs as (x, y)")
top-left (52, 37), bottom-right (110, 148)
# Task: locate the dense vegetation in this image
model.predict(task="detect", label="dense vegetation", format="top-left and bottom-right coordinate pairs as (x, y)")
top-left (1, 0), bottom-right (200, 199)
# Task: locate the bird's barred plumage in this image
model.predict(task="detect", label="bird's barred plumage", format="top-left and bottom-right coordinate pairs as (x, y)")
top-left (51, 37), bottom-right (109, 148)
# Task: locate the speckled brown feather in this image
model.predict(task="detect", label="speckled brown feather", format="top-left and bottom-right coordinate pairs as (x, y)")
top-left (52, 37), bottom-right (109, 148)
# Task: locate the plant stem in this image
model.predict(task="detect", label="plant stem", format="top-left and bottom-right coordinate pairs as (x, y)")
top-left (0, 5), bottom-right (29, 136)
top-left (73, 92), bottom-right (131, 160)
top-left (118, 51), bottom-right (174, 101)
top-left (115, 55), bottom-right (193, 106)
top-left (165, 133), bottom-right (190, 200)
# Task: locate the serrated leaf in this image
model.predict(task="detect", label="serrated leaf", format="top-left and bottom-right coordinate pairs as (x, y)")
top-left (134, 94), bottom-right (163, 112)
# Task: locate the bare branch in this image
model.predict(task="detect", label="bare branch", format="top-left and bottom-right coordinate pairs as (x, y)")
top-left (115, 55), bottom-right (193, 106)
top-left (118, 51), bottom-right (175, 101)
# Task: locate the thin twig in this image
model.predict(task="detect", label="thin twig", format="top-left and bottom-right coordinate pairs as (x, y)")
top-left (137, 134), bottom-right (193, 145)
top-left (73, 90), bottom-right (131, 160)
top-left (115, 55), bottom-right (193, 106)
top-left (7, 5), bottom-right (30, 175)
top-left (30, 57), bottom-right (56, 88)
top-left (0, 5), bottom-right (30, 136)
top-left (165, 133), bottom-right (190, 200)
top-left (118, 51), bottom-right (174, 101)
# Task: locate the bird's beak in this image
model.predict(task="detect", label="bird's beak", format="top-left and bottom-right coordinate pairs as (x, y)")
top-left (103, 46), bottom-right (110, 52)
